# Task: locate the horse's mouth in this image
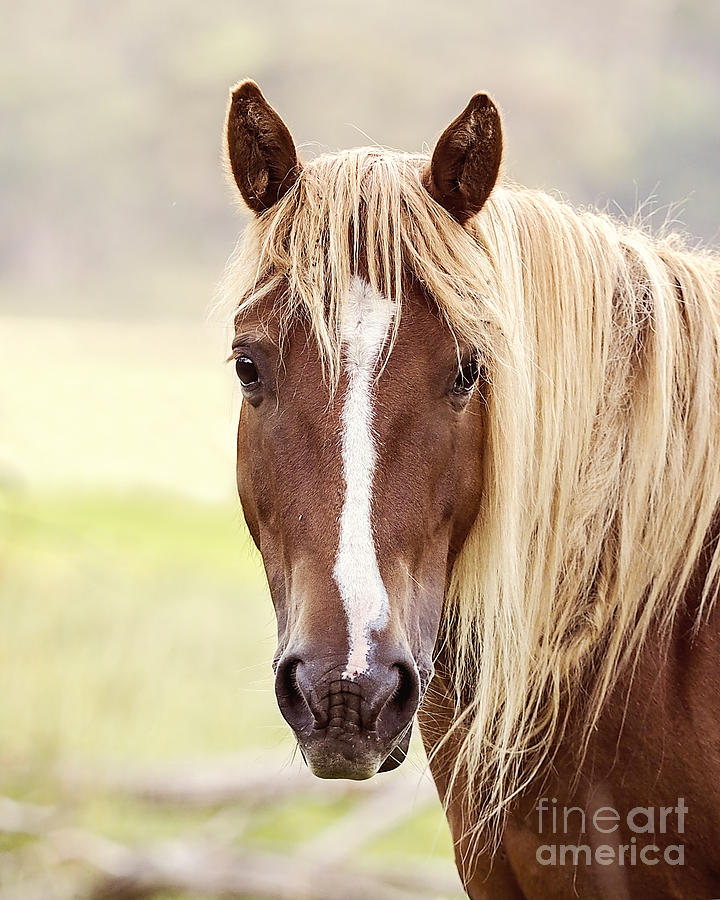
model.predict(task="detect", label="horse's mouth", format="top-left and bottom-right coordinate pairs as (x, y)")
top-left (298, 722), bottom-right (413, 779)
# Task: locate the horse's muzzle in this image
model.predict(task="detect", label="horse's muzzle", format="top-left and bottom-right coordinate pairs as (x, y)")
top-left (274, 650), bottom-right (420, 779)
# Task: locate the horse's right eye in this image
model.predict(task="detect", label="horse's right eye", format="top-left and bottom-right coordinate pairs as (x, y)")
top-left (452, 355), bottom-right (480, 396)
top-left (235, 356), bottom-right (260, 388)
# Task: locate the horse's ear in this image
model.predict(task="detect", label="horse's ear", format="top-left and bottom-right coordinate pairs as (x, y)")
top-left (225, 80), bottom-right (300, 214)
top-left (423, 93), bottom-right (502, 225)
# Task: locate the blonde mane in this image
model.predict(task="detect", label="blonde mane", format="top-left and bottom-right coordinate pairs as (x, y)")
top-left (221, 147), bottom-right (720, 840)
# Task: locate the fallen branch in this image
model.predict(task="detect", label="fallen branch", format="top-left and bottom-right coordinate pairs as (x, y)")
top-left (55, 755), bottom-right (428, 808)
top-left (0, 796), bottom-right (60, 835)
top-left (14, 827), bottom-right (448, 900)
top-left (0, 761), bottom-right (460, 900)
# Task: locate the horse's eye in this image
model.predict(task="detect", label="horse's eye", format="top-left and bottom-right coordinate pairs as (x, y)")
top-left (453, 356), bottom-right (480, 395)
top-left (235, 356), bottom-right (259, 388)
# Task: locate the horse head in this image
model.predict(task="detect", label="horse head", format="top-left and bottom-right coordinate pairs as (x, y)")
top-left (223, 81), bottom-right (502, 779)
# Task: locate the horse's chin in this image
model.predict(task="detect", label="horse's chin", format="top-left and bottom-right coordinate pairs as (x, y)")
top-left (305, 752), bottom-right (382, 781)
top-left (300, 724), bottom-right (413, 779)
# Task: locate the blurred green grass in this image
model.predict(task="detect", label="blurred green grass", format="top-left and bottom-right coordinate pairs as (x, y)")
top-left (0, 490), bottom-right (281, 764)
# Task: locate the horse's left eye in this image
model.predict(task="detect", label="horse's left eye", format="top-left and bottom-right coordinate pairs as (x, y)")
top-left (452, 356), bottom-right (480, 395)
top-left (235, 356), bottom-right (260, 388)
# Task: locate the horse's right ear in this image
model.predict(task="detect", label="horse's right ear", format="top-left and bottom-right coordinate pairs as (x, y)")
top-left (225, 80), bottom-right (300, 215)
top-left (423, 93), bottom-right (503, 225)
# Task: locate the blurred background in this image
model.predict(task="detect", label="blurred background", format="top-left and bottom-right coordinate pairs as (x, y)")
top-left (1, 0), bottom-right (718, 897)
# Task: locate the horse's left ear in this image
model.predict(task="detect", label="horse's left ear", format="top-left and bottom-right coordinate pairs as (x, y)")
top-left (225, 80), bottom-right (300, 214)
top-left (423, 93), bottom-right (503, 225)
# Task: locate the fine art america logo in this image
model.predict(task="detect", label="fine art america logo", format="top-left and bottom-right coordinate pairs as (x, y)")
top-left (536, 798), bottom-right (687, 867)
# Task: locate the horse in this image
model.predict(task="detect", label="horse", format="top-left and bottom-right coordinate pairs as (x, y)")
top-left (219, 80), bottom-right (720, 898)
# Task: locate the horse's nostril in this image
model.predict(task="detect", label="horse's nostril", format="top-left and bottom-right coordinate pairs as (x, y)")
top-left (275, 656), bottom-right (314, 731)
top-left (281, 658), bottom-right (299, 696)
top-left (374, 659), bottom-right (420, 742)
top-left (391, 662), bottom-right (420, 714)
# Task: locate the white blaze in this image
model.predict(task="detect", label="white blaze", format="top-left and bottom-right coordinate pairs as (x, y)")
top-left (334, 276), bottom-right (394, 679)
